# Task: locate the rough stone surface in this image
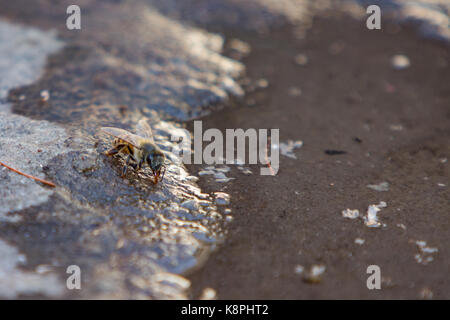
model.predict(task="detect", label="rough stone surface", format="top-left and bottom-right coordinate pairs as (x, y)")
top-left (0, 21), bottom-right (68, 221)
top-left (356, 0), bottom-right (450, 42)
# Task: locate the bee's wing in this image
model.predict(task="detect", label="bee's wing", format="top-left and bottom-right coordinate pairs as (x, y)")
top-left (100, 127), bottom-right (143, 148)
top-left (135, 119), bottom-right (155, 143)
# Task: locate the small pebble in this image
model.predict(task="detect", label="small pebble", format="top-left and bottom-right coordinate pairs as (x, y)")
top-left (185, 175), bottom-right (199, 182)
top-left (294, 54), bottom-right (308, 66)
top-left (391, 55), bottom-right (410, 70)
top-left (342, 209), bottom-right (359, 219)
top-left (294, 265), bottom-right (304, 274)
top-left (303, 265), bottom-right (326, 283)
top-left (419, 288), bottom-right (433, 300)
top-left (367, 182), bottom-right (389, 192)
top-left (214, 192), bottom-right (230, 206)
top-left (396, 223), bottom-right (407, 230)
top-left (288, 87), bottom-right (302, 97)
top-left (255, 78), bottom-right (268, 89)
top-left (390, 124), bottom-right (403, 131)
top-left (199, 287), bottom-right (217, 300)
top-left (40, 90), bottom-right (50, 102)
top-left (181, 199), bottom-right (198, 211)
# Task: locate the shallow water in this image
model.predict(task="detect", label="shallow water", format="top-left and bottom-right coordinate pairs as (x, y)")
top-left (0, 4), bottom-right (239, 298)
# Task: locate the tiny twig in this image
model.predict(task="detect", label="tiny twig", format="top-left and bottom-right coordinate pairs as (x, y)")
top-left (0, 161), bottom-right (56, 187)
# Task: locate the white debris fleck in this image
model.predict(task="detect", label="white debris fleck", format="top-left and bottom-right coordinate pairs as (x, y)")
top-left (40, 90), bottom-right (50, 102)
top-left (437, 183), bottom-right (446, 187)
top-left (198, 165), bottom-right (235, 183)
top-left (228, 38), bottom-right (251, 59)
top-left (294, 53), bottom-right (308, 66)
top-left (416, 240), bottom-right (426, 247)
top-left (35, 264), bottom-right (54, 274)
top-left (414, 240), bottom-right (438, 265)
top-left (367, 182), bottom-right (389, 192)
top-left (288, 87), bottom-right (302, 97)
top-left (416, 241), bottom-right (438, 253)
top-left (294, 265), bottom-right (304, 274)
top-left (214, 166), bottom-right (230, 173)
top-left (276, 140), bottom-right (303, 159)
top-left (363, 201), bottom-right (387, 228)
top-left (419, 288), bottom-right (433, 300)
top-left (311, 265), bottom-right (326, 276)
top-left (354, 238), bottom-right (365, 245)
top-left (216, 173), bottom-right (234, 182)
top-left (342, 209), bottom-right (360, 219)
top-left (391, 54), bottom-right (410, 69)
top-left (389, 124), bottom-right (404, 131)
top-left (214, 192), bottom-right (230, 206)
top-left (396, 223), bottom-right (407, 230)
top-left (237, 166), bottom-right (252, 175)
top-left (181, 199), bottom-right (199, 211)
top-left (421, 247), bottom-right (438, 254)
top-left (198, 170), bottom-right (215, 176)
top-left (184, 175), bottom-right (199, 182)
top-left (303, 265), bottom-right (326, 283)
top-left (216, 177), bottom-right (235, 183)
top-left (255, 78), bottom-right (269, 89)
top-left (199, 287), bottom-right (217, 300)
top-left (153, 272), bottom-right (191, 291)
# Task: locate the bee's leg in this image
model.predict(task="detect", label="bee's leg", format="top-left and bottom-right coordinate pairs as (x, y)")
top-left (105, 146), bottom-right (120, 156)
top-left (129, 162), bottom-right (137, 171)
top-left (121, 155), bottom-right (132, 177)
top-left (127, 154), bottom-right (139, 172)
top-left (105, 144), bottom-right (126, 156)
top-left (137, 158), bottom-right (144, 170)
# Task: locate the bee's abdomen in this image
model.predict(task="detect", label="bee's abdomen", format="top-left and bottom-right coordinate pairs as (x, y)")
top-left (113, 138), bottom-right (125, 145)
top-left (113, 138), bottom-right (134, 155)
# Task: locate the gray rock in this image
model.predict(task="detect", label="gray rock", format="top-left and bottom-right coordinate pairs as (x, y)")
top-left (0, 16), bottom-right (226, 299)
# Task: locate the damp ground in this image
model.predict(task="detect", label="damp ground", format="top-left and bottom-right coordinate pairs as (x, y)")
top-left (187, 16), bottom-right (449, 299)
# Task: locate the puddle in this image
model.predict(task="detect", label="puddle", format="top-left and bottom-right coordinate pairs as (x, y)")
top-left (0, 4), bottom-right (242, 298)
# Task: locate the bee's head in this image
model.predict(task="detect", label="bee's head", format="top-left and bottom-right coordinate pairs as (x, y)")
top-left (146, 152), bottom-right (165, 183)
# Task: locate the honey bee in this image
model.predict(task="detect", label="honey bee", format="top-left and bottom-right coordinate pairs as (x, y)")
top-left (101, 119), bottom-right (166, 184)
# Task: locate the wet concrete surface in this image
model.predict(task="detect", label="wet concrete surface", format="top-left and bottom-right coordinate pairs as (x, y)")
top-left (0, 0), bottom-right (245, 299)
top-left (0, 0), bottom-right (449, 299)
